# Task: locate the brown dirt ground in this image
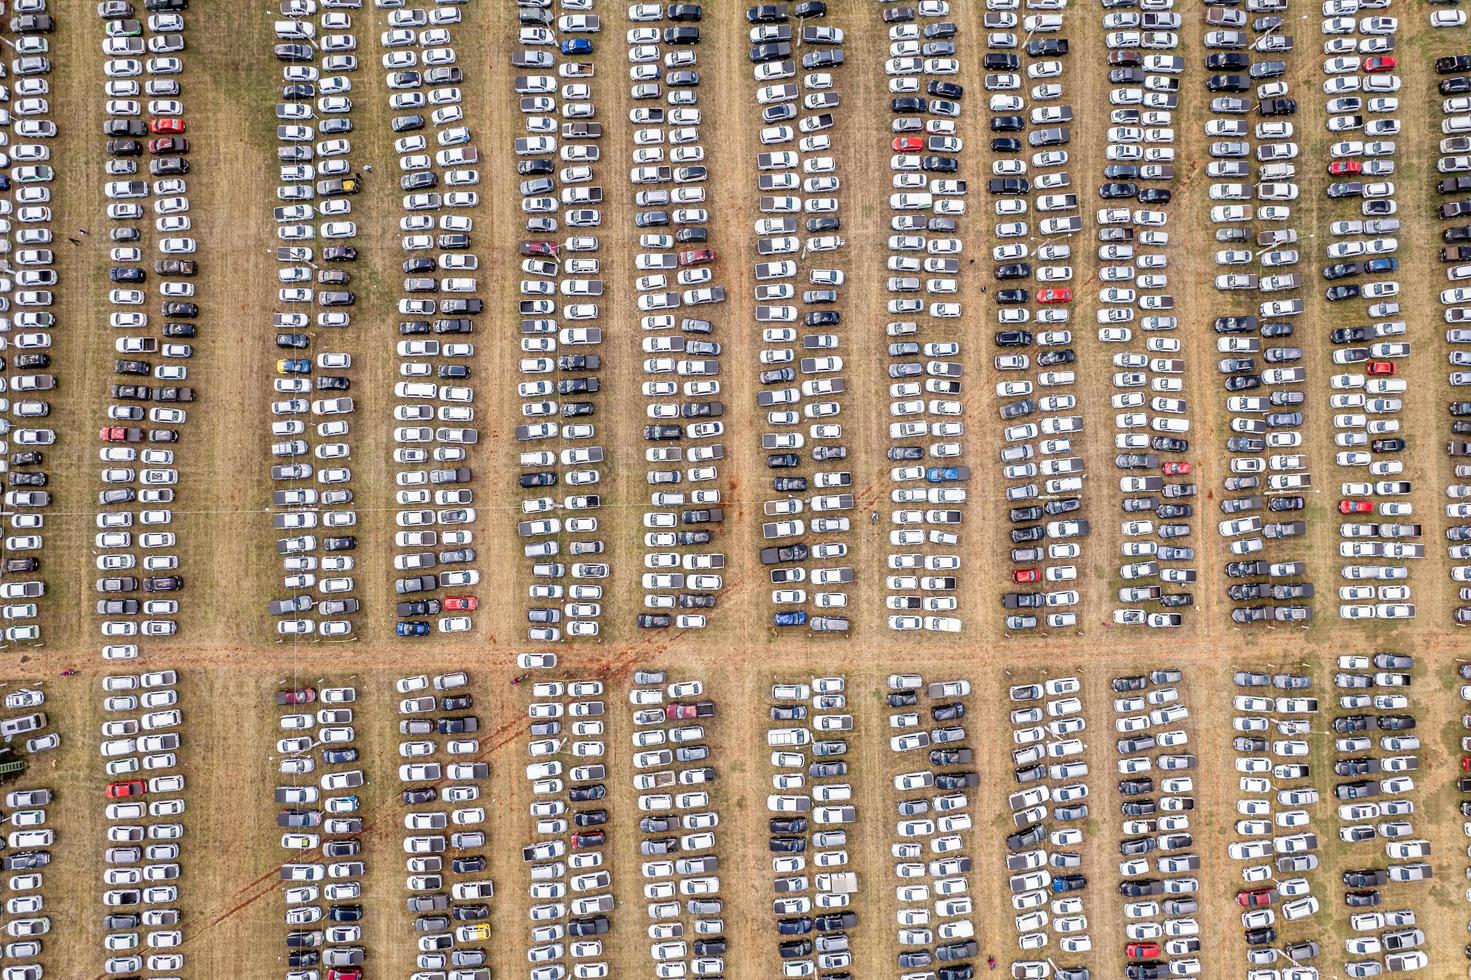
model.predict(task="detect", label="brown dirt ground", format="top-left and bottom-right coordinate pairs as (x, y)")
top-left (13, 1), bottom-right (1471, 978)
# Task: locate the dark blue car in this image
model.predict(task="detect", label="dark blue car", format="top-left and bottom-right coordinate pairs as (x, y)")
top-left (561, 38), bottom-right (593, 55)
top-left (396, 620), bottom-right (430, 637)
top-left (774, 611), bottom-right (807, 627)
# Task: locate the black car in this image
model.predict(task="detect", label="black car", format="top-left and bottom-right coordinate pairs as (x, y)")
top-left (1342, 868), bottom-right (1389, 888)
top-left (1119, 879), bottom-right (1163, 897)
top-left (1207, 74), bottom-right (1249, 92)
top-left (1006, 824), bottom-right (1045, 851)
top-left (1437, 54), bottom-right (1471, 75)
top-left (104, 119), bottom-right (148, 137)
top-left (396, 600), bottom-right (441, 617)
top-left (750, 41), bottom-right (791, 62)
top-left (1207, 52), bottom-right (1249, 70)
top-left (816, 911), bottom-right (857, 931)
top-left (936, 771), bottom-right (978, 790)
top-left (569, 916), bottom-right (610, 936)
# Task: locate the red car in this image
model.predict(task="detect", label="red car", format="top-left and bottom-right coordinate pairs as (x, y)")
top-left (1339, 499), bottom-right (1372, 514)
top-left (678, 247), bottom-right (714, 267)
top-left (1364, 55), bottom-right (1395, 73)
top-left (99, 426), bottom-right (142, 443)
top-left (327, 970), bottom-right (362, 980)
top-left (1126, 943), bottom-right (1161, 960)
top-left (150, 117), bottom-right (186, 134)
top-left (443, 595), bottom-right (477, 611)
top-left (1037, 287), bottom-right (1072, 304)
top-left (275, 688), bottom-right (316, 705)
top-left (1162, 461), bottom-right (1192, 475)
top-left (1366, 361), bottom-right (1396, 376)
top-left (1462, 756), bottom-right (1471, 772)
top-left (1237, 888), bottom-right (1276, 907)
top-left (665, 703), bottom-right (698, 720)
top-left (1012, 568), bottom-right (1041, 584)
top-left (106, 780), bottom-right (146, 799)
top-left (148, 136), bottom-right (189, 154)
top-left (1328, 160), bottom-right (1362, 176)
top-left (892, 135), bottom-right (924, 152)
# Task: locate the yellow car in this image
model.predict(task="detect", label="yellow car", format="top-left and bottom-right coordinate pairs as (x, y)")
top-left (454, 922), bottom-right (490, 942)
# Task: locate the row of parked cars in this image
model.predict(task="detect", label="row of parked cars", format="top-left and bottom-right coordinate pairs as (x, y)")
top-left (983, 0), bottom-right (1090, 629)
top-left (1226, 668), bottom-right (1324, 980)
top-left (627, 670), bottom-right (723, 977)
top-left (512, 0), bottom-right (609, 642)
top-left (91, 0), bottom-right (194, 657)
top-left (1204, 0), bottom-right (1318, 626)
top-left (1327, 653), bottom-right (1429, 977)
top-left (1315, 0), bottom-right (1418, 622)
top-left (766, 675), bottom-right (858, 978)
top-left (1456, 663), bottom-right (1471, 959)
top-left (1099, 0), bottom-right (1196, 627)
top-left (274, 680), bottom-right (366, 980)
top-left (1436, 52), bottom-right (1471, 626)
top-left (394, 671), bottom-right (491, 979)
top-left (877, 0), bottom-right (971, 635)
top-left (743, 1), bottom-right (853, 632)
top-left (626, 0), bottom-right (728, 632)
top-left (0, 0), bottom-right (59, 646)
top-left (1001, 676), bottom-right (1092, 978)
top-left (265, 0), bottom-right (369, 640)
top-left (0, 688), bottom-right (56, 980)
top-left (883, 674), bottom-right (979, 980)
top-left (1110, 670), bottom-right (1200, 979)
top-left (380, 0), bottom-right (483, 635)
top-left (98, 668), bottom-right (186, 978)
top-left (521, 672), bottom-right (613, 980)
